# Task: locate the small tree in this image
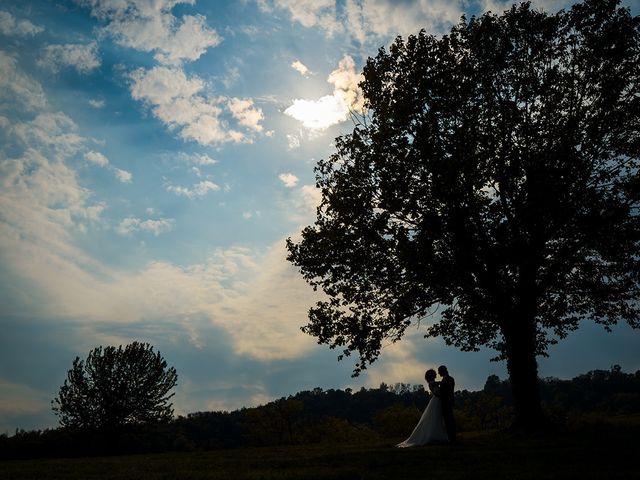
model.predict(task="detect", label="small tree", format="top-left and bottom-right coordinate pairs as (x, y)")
top-left (52, 342), bottom-right (178, 429)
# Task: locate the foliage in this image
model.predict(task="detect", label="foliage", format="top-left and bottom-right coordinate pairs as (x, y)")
top-left (287, 0), bottom-right (640, 427)
top-left (52, 342), bottom-right (178, 429)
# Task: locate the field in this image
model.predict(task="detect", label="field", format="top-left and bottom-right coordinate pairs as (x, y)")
top-left (1, 419), bottom-right (639, 480)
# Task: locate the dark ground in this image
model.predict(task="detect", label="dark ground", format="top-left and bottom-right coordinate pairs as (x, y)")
top-left (1, 417), bottom-right (639, 480)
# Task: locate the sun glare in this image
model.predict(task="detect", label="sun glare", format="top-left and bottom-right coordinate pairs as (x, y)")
top-left (284, 94), bottom-right (349, 130)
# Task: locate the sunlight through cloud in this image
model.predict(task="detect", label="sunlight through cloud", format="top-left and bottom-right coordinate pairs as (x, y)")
top-left (284, 55), bottom-right (363, 131)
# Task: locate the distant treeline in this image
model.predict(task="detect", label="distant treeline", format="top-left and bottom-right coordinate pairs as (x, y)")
top-left (2, 366), bottom-right (639, 459)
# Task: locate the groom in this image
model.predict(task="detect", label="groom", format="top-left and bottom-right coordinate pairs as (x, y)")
top-left (438, 365), bottom-right (456, 443)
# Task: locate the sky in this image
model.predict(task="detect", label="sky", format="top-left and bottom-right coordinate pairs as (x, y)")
top-left (1, 0), bottom-right (639, 434)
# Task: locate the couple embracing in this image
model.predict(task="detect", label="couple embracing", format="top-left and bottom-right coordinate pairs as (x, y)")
top-left (397, 365), bottom-right (456, 447)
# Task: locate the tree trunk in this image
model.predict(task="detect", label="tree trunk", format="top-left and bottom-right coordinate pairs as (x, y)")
top-left (502, 313), bottom-right (544, 431)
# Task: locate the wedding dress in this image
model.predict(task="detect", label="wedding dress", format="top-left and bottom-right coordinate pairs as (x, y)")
top-left (397, 381), bottom-right (449, 447)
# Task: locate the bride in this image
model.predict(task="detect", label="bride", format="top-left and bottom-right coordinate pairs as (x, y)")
top-left (397, 369), bottom-right (449, 447)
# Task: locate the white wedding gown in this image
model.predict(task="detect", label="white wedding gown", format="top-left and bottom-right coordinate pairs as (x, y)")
top-left (397, 382), bottom-right (449, 447)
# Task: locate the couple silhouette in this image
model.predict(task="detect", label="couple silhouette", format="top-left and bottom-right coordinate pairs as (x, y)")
top-left (397, 365), bottom-right (456, 447)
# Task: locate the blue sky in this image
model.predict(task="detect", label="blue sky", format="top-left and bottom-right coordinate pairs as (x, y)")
top-left (1, 0), bottom-right (639, 434)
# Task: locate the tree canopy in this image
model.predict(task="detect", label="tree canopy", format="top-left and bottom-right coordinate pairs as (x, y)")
top-left (287, 0), bottom-right (640, 428)
top-left (52, 342), bottom-right (178, 429)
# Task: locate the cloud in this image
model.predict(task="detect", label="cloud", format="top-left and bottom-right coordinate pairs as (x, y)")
top-left (278, 172), bottom-right (299, 188)
top-left (0, 10), bottom-right (43, 37)
top-left (284, 55), bottom-right (363, 130)
top-left (116, 217), bottom-right (175, 236)
top-left (0, 50), bottom-right (47, 111)
top-left (85, 150), bottom-right (109, 167)
top-left (129, 66), bottom-right (246, 145)
top-left (78, 0), bottom-right (221, 65)
top-left (344, 0), bottom-right (464, 43)
top-left (206, 241), bottom-right (320, 360)
top-left (88, 98), bottom-right (105, 108)
top-left (114, 168), bottom-right (133, 183)
top-left (286, 133), bottom-right (300, 149)
top-left (37, 42), bottom-right (101, 74)
top-left (84, 150), bottom-right (133, 182)
top-left (228, 98), bottom-right (264, 132)
top-left (282, 184), bottom-right (322, 224)
top-left (291, 59), bottom-right (310, 76)
top-left (259, 0), bottom-right (341, 36)
top-left (0, 57), bottom-right (103, 256)
top-left (259, 0), bottom-right (470, 42)
top-left (175, 152), bottom-right (218, 165)
top-left (0, 148), bottom-right (106, 296)
top-left (166, 180), bottom-right (220, 198)
top-left (12, 112), bottom-right (86, 158)
top-left (0, 379), bottom-right (51, 432)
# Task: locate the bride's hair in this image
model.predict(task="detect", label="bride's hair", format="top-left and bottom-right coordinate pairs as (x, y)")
top-left (424, 369), bottom-right (437, 382)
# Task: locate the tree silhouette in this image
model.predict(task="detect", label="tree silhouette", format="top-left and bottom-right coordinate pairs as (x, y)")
top-left (287, 0), bottom-right (640, 429)
top-left (52, 342), bottom-right (178, 429)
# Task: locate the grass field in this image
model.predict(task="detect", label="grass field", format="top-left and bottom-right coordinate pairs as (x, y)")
top-left (2, 419), bottom-right (639, 479)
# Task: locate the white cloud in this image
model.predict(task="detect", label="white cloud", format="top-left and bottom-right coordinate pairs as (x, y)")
top-left (130, 65), bottom-right (205, 105)
top-left (79, 0), bottom-right (221, 65)
top-left (175, 152), bottom-right (218, 166)
top-left (298, 184), bottom-right (322, 215)
top-left (114, 168), bottom-right (133, 183)
top-left (278, 172), bottom-right (299, 188)
top-left (167, 180), bottom-right (220, 198)
top-left (84, 150), bottom-right (132, 182)
top-left (284, 55), bottom-right (363, 130)
top-left (285, 95), bottom-right (347, 130)
top-left (286, 133), bottom-right (300, 149)
top-left (0, 61), bottom-right (111, 317)
top-left (0, 10), bottom-right (43, 36)
top-left (362, 331), bottom-right (439, 388)
top-left (0, 147), bottom-right (106, 293)
top-left (116, 216), bottom-right (174, 236)
top-left (85, 150), bottom-right (109, 167)
top-left (12, 112), bottom-right (86, 158)
top-left (344, 0), bottom-right (463, 43)
top-left (116, 217), bottom-right (140, 236)
top-left (263, 0), bottom-right (464, 41)
top-left (0, 50), bottom-right (47, 112)
top-left (88, 98), bottom-right (105, 108)
top-left (206, 241), bottom-right (320, 360)
top-left (259, 0), bottom-right (341, 36)
top-left (291, 59), bottom-right (310, 76)
top-left (222, 65), bottom-right (241, 89)
top-left (228, 98), bottom-right (264, 132)
top-left (281, 184), bottom-right (322, 224)
top-left (38, 42), bottom-right (101, 74)
top-left (129, 66), bottom-right (245, 145)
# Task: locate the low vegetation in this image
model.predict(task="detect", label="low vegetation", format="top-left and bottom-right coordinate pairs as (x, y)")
top-left (1, 366), bottom-right (638, 462)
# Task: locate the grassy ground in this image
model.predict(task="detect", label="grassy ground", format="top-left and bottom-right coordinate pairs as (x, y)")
top-left (1, 419), bottom-right (639, 480)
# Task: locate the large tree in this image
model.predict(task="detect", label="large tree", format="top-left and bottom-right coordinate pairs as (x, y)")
top-left (52, 342), bottom-right (178, 429)
top-left (287, 0), bottom-right (640, 429)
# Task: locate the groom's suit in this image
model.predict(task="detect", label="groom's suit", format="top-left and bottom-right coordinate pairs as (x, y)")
top-left (440, 374), bottom-right (456, 442)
